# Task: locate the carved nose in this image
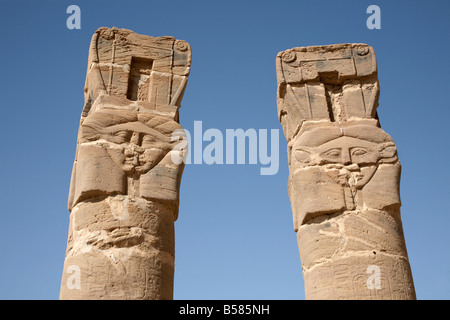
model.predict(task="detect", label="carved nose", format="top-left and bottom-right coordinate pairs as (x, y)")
top-left (125, 145), bottom-right (144, 156)
top-left (124, 132), bottom-right (144, 156)
top-left (124, 148), bottom-right (134, 157)
top-left (132, 145), bottom-right (144, 154)
top-left (342, 150), bottom-right (351, 165)
top-left (130, 132), bottom-right (141, 145)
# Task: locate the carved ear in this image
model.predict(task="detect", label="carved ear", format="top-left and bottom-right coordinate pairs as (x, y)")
top-left (79, 126), bottom-right (100, 142)
top-left (380, 145), bottom-right (397, 158)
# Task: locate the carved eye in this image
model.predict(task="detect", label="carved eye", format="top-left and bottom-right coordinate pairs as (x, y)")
top-left (113, 130), bottom-right (132, 143)
top-left (115, 131), bottom-right (130, 138)
top-left (323, 149), bottom-right (341, 158)
top-left (294, 149), bottom-right (311, 163)
top-left (141, 135), bottom-right (156, 148)
top-left (352, 148), bottom-right (367, 156)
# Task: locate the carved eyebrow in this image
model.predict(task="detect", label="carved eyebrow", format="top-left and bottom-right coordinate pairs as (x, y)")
top-left (293, 146), bottom-right (312, 152)
top-left (101, 122), bottom-right (172, 142)
top-left (80, 124), bottom-right (102, 134)
top-left (350, 146), bottom-right (369, 151)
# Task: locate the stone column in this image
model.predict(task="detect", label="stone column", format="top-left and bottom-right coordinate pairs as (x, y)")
top-left (60, 27), bottom-right (191, 300)
top-left (276, 44), bottom-right (416, 299)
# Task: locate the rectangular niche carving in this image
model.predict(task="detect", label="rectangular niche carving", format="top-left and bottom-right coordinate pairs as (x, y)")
top-left (127, 57), bottom-right (153, 101)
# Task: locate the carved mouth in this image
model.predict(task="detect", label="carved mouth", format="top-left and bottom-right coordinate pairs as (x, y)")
top-left (125, 155), bottom-right (140, 166)
top-left (324, 163), bottom-right (376, 190)
top-left (123, 154), bottom-right (153, 175)
top-left (122, 153), bottom-right (140, 174)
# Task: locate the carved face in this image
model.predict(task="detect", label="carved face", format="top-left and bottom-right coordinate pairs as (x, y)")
top-left (294, 136), bottom-right (397, 165)
top-left (68, 108), bottom-right (185, 209)
top-left (291, 125), bottom-right (397, 189)
top-left (79, 109), bottom-right (178, 175)
top-left (293, 135), bottom-right (397, 189)
top-left (288, 125), bottom-right (400, 227)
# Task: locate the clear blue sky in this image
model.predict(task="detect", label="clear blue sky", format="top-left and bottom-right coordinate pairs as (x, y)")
top-left (0, 0), bottom-right (449, 300)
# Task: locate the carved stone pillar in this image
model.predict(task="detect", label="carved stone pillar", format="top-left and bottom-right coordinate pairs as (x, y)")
top-left (60, 27), bottom-right (191, 300)
top-left (276, 44), bottom-right (415, 299)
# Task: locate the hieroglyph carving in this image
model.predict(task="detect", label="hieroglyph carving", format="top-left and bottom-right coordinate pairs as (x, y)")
top-left (276, 44), bottom-right (416, 299)
top-left (60, 27), bottom-right (191, 300)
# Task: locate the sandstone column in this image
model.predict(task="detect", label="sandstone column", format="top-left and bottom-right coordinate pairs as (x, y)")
top-left (60, 27), bottom-right (191, 299)
top-left (276, 44), bottom-right (415, 299)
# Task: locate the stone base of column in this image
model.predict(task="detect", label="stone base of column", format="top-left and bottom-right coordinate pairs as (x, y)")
top-left (297, 209), bottom-right (416, 300)
top-left (60, 196), bottom-right (175, 300)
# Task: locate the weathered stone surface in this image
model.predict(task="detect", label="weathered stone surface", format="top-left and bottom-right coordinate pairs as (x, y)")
top-left (60, 27), bottom-right (191, 300)
top-left (277, 43), bottom-right (415, 299)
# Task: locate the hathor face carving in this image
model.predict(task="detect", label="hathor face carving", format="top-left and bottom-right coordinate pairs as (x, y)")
top-left (293, 136), bottom-right (397, 190)
top-left (79, 109), bottom-right (180, 175)
top-left (67, 107), bottom-right (186, 209)
top-left (288, 125), bottom-right (400, 227)
top-left (294, 136), bottom-right (397, 166)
